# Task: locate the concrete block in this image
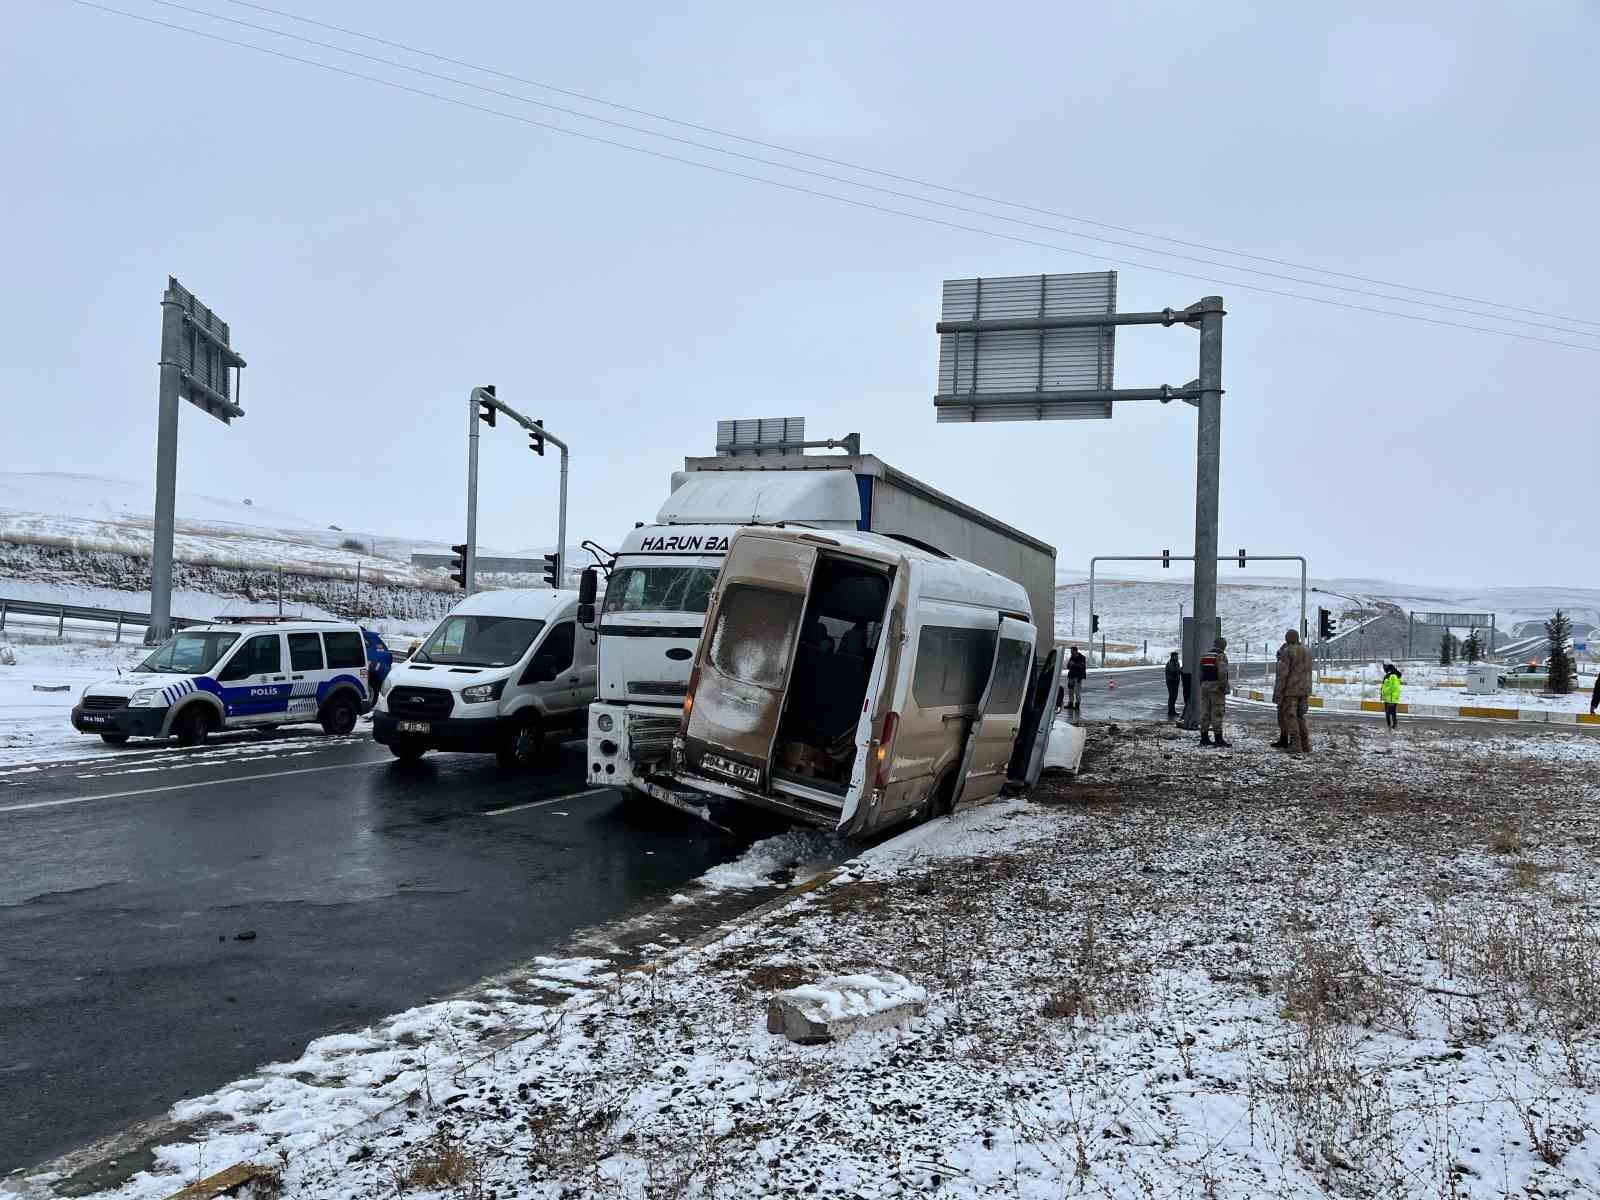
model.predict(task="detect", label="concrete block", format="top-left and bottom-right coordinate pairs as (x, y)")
top-left (767, 972), bottom-right (927, 1045)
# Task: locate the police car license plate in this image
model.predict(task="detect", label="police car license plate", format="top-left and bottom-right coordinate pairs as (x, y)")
top-left (701, 753), bottom-right (759, 786)
top-left (79, 713), bottom-right (111, 726)
top-left (398, 720), bottom-right (431, 734)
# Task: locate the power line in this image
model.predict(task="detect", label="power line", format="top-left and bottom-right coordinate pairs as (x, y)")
top-left (211, 0), bottom-right (1600, 335)
top-left (65, 0), bottom-right (1600, 354)
top-left (140, 0), bottom-right (1600, 342)
top-left (133, 0), bottom-right (1600, 340)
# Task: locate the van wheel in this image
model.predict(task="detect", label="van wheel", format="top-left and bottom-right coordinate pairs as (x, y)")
top-left (99, 733), bottom-right (130, 746)
top-left (319, 694), bottom-right (359, 736)
top-left (927, 774), bottom-right (957, 822)
top-left (389, 739), bottom-right (427, 763)
top-left (497, 715), bottom-right (545, 769)
top-left (173, 706), bottom-right (212, 746)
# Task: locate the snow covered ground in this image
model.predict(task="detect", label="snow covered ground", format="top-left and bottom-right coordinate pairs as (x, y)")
top-left (26, 723), bottom-right (1600, 1200)
top-left (1317, 663), bottom-right (1598, 713)
top-left (0, 635), bottom-right (149, 767)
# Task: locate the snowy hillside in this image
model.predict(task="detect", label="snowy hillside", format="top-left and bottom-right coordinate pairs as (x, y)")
top-left (1061, 574), bottom-right (1600, 658)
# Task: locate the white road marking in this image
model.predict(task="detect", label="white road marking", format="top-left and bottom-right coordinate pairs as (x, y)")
top-left (0, 759), bottom-right (391, 815)
top-left (484, 788), bottom-right (610, 817)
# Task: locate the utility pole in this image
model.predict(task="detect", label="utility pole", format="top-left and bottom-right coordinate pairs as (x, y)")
top-left (1189, 297), bottom-right (1225, 711)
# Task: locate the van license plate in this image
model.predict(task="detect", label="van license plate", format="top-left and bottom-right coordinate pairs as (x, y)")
top-left (701, 753), bottom-right (759, 786)
top-left (398, 720), bottom-right (431, 734)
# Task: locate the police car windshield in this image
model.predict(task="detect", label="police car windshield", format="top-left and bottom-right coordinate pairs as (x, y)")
top-left (137, 631), bottom-right (240, 675)
top-left (602, 566), bottom-right (718, 615)
top-left (419, 615), bottom-right (545, 668)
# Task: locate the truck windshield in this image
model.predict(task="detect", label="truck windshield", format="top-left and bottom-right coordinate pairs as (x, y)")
top-left (137, 631), bottom-right (240, 675)
top-left (419, 616), bottom-right (545, 668)
top-left (603, 566), bottom-right (718, 615)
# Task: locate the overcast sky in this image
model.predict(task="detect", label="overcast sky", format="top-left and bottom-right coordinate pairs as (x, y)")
top-left (4, 0), bottom-right (1596, 588)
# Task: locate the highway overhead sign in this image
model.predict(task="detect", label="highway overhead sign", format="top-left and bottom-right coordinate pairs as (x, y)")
top-left (934, 271), bottom-right (1117, 422)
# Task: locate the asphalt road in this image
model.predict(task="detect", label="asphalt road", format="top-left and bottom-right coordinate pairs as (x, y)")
top-left (0, 727), bottom-right (746, 1174)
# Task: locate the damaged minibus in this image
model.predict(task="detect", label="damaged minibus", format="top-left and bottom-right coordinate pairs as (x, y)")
top-left (667, 526), bottom-right (1058, 838)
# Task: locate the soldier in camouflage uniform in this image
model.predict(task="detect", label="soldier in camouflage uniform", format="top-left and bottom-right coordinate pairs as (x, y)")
top-left (1198, 637), bottom-right (1231, 747)
top-left (1276, 629), bottom-right (1314, 753)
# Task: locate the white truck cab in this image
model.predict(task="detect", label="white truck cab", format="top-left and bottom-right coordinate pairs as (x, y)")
top-left (372, 588), bottom-right (594, 767)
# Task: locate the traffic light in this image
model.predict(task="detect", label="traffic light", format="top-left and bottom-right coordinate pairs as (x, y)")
top-left (542, 552), bottom-right (560, 589)
top-left (1237, 548), bottom-right (1247, 568)
top-left (476, 384), bottom-right (496, 427)
top-left (528, 418), bottom-right (545, 456)
top-left (1317, 607), bottom-right (1335, 640)
top-left (1091, 614), bottom-right (1100, 634)
top-left (1161, 549), bottom-right (1170, 569)
top-left (449, 543), bottom-right (469, 589)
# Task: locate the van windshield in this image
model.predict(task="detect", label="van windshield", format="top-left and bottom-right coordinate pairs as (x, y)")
top-left (418, 616), bottom-right (545, 668)
top-left (603, 566), bottom-right (718, 615)
top-left (136, 631), bottom-right (240, 675)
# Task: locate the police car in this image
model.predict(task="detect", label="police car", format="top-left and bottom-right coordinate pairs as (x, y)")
top-left (70, 618), bottom-right (372, 745)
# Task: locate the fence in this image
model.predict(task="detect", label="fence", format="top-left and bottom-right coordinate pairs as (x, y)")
top-left (0, 597), bottom-right (204, 642)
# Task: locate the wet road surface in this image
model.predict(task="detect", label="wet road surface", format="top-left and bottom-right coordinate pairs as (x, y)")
top-left (0, 728), bottom-right (743, 1173)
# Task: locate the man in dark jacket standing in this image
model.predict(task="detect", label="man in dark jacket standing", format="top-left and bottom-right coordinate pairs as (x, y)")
top-left (1164, 651), bottom-right (1181, 720)
top-left (1591, 671), bottom-right (1598, 715)
top-left (1065, 646), bottom-right (1088, 711)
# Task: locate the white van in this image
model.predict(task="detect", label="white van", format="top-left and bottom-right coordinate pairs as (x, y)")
top-left (667, 527), bottom-right (1056, 838)
top-left (372, 589), bottom-right (595, 767)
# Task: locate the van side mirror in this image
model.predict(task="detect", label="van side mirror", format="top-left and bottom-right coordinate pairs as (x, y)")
top-left (578, 567), bottom-right (598, 605)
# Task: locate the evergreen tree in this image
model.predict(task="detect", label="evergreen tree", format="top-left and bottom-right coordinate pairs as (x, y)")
top-left (1546, 610), bottom-right (1574, 694)
top-left (1439, 629), bottom-right (1455, 666)
top-left (1462, 630), bottom-right (1482, 663)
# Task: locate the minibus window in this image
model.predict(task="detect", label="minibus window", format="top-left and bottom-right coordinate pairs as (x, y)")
top-left (912, 626), bottom-right (997, 708)
top-left (985, 638), bottom-right (1032, 714)
top-left (710, 586), bottom-right (802, 688)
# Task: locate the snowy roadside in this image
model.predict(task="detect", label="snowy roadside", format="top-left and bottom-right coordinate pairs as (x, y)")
top-left (26, 722), bottom-right (1600, 1200)
top-left (0, 636), bottom-right (148, 767)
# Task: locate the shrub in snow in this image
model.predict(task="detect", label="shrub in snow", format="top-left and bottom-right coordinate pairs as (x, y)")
top-left (0, 642), bottom-right (14, 666)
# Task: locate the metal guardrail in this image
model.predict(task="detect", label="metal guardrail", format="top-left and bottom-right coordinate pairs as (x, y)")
top-left (0, 597), bottom-right (204, 642)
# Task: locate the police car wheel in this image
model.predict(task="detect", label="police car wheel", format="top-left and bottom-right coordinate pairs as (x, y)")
top-left (173, 706), bottom-right (211, 746)
top-left (99, 733), bottom-right (130, 746)
top-left (319, 695), bottom-right (359, 736)
top-left (497, 716), bottom-right (544, 769)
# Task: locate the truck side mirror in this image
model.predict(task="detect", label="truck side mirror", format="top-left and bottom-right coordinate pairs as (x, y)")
top-left (577, 566), bottom-right (598, 625)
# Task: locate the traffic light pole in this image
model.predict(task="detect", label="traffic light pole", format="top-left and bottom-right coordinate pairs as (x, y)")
top-left (465, 396), bottom-right (482, 594)
top-left (464, 387), bottom-right (570, 593)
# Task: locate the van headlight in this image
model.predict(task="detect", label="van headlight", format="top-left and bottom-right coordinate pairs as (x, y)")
top-left (595, 712), bottom-right (615, 732)
top-left (128, 688), bottom-right (167, 708)
top-left (460, 680), bottom-right (507, 704)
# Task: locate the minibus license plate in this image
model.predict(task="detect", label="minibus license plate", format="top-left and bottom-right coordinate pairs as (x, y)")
top-left (701, 753), bottom-right (759, 786)
top-left (398, 720), bottom-right (431, 734)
